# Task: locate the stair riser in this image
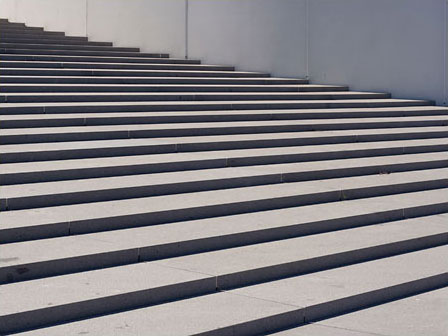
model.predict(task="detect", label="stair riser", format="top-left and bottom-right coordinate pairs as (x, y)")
top-left (3, 110), bottom-right (447, 129)
top-left (0, 61), bottom-right (233, 71)
top-left (0, 34), bottom-right (87, 41)
top-left (3, 150), bottom-right (448, 186)
top-left (302, 274), bottom-right (448, 325)
top-left (0, 93), bottom-right (389, 104)
top-left (0, 278), bottom-right (216, 335)
top-left (2, 160), bottom-right (448, 210)
top-left (0, 22), bottom-right (26, 27)
top-left (2, 180), bottom-right (448, 244)
top-left (0, 69), bottom-right (268, 78)
top-left (2, 121), bottom-right (447, 145)
top-left (0, 43), bottom-right (139, 52)
top-left (0, 101), bottom-right (431, 115)
top-left (0, 39), bottom-right (112, 46)
top-left (0, 48), bottom-right (169, 58)
top-left (2, 139), bottom-right (447, 165)
top-left (0, 53), bottom-right (201, 64)
top-left (0, 54), bottom-right (198, 64)
top-left (0, 76), bottom-right (307, 85)
top-left (1, 235), bottom-right (446, 335)
top-left (0, 27), bottom-right (44, 33)
top-left (1, 203), bottom-right (447, 281)
top-left (0, 86), bottom-right (345, 94)
top-left (215, 274), bottom-right (448, 336)
top-left (0, 30), bottom-right (65, 37)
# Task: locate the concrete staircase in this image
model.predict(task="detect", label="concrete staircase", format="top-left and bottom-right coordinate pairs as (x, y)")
top-left (0, 18), bottom-right (447, 335)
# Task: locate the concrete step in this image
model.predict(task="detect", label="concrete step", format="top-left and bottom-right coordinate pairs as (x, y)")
top-left (0, 26), bottom-right (45, 33)
top-left (0, 91), bottom-right (390, 104)
top-left (1, 188), bottom-right (447, 281)
top-left (1, 132), bottom-right (446, 168)
top-left (0, 42), bottom-right (139, 52)
top-left (0, 53), bottom-right (197, 64)
top-left (0, 21), bottom-right (26, 27)
top-left (0, 60), bottom-right (233, 71)
top-left (1, 107), bottom-right (446, 128)
top-left (0, 83), bottom-right (347, 95)
top-left (0, 137), bottom-right (446, 184)
top-left (0, 67), bottom-right (269, 78)
top-left (1, 153), bottom-right (447, 210)
top-left (0, 47), bottom-right (168, 58)
top-left (0, 75), bottom-right (307, 85)
top-left (1, 116), bottom-right (447, 144)
top-left (10, 246), bottom-right (448, 336)
top-left (0, 82), bottom-right (342, 92)
top-left (0, 99), bottom-right (432, 115)
top-left (0, 34), bottom-right (88, 41)
top-left (0, 29), bottom-right (66, 37)
top-left (0, 38), bottom-right (112, 46)
top-left (272, 287), bottom-right (448, 336)
top-left (1, 170), bottom-right (448, 242)
top-left (1, 218), bottom-right (446, 334)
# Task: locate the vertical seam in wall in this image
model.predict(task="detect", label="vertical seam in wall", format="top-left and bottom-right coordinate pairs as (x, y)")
top-left (185, 0), bottom-right (189, 59)
top-left (85, 0), bottom-right (89, 37)
top-left (444, 0), bottom-right (448, 105)
top-left (305, 0), bottom-right (310, 80)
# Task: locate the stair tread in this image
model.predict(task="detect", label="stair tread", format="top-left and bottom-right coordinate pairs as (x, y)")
top-left (2, 116), bottom-right (447, 136)
top-left (1, 169), bottom-right (447, 233)
top-left (2, 152), bottom-right (447, 199)
top-left (0, 67), bottom-right (267, 75)
top-left (0, 49), bottom-right (169, 58)
top-left (13, 246), bottom-right (448, 336)
top-left (0, 53), bottom-right (196, 63)
top-left (0, 92), bottom-right (393, 103)
top-left (1, 216), bottom-right (446, 317)
top-left (0, 43), bottom-right (138, 52)
top-left (0, 75), bottom-right (303, 83)
top-left (1, 134), bottom-right (447, 156)
top-left (0, 83), bottom-right (334, 89)
top-left (0, 99), bottom-right (433, 115)
top-left (1, 189), bottom-right (447, 274)
top-left (229, 246), bottom-right (448, 318)
top-left (273, 287), bottom-right (448, 336)
top-left (1, 137), bottom-right (447, 172)
top-left (0, 60), bottom-right (228, 69)
top-left (1, 106), bottom-right (446, 121)
top-left (0, 90), bottom-right (381, 97)
top-left (0, 40), bottom-right (112, 46)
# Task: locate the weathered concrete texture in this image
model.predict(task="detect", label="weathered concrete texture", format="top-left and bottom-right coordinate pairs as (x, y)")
top-left (0, 19), bottom-right (447, 335)
top-left (1, 216), bottom-right (446, 322)
top-left (273, 287), bottom-right (448, 336)
top-left (1, 169), bottom-right (448, 240)
top-left (14, 247), bottom-right (448, 335)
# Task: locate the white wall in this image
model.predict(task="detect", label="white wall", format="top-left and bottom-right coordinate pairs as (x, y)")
top-left (0, 0), bottom-right (87, 36)
top-left (188, 0), bottom-right (308, 78)
top-left (0, 0), bottom-right (447, 105)
top-left (87, 0), bottom-right (185, 57)
top-left (308, 0), bottom-right (447, 105)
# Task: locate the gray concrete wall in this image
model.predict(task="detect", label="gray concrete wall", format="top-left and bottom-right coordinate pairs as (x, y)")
top-left (0, 0), bottom-right (447, 105)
